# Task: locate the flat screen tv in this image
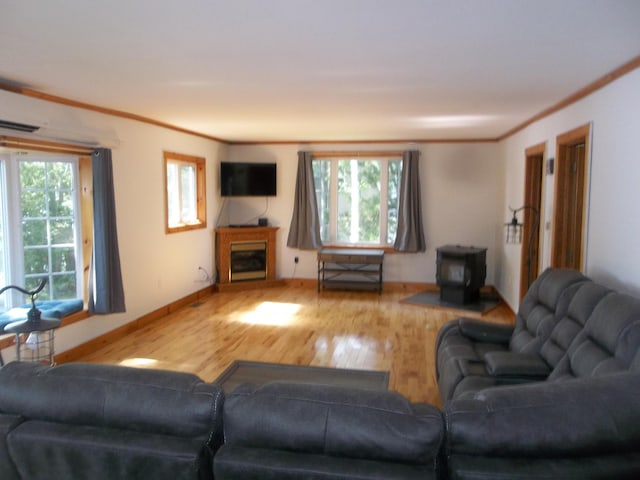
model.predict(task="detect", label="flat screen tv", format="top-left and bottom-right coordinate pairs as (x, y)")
top-left (220, 162), bottom-right (277, 197)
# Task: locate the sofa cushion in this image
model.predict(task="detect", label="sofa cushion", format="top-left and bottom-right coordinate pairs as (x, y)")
top-left (549, 292), bottom-right (640, 381)
top-left (222, 382), bottom-right (443, 466)
top-left (447, 452), bottom-right (640, 480)
top-left (444, 371), bottom-right (640, 458)
top-left (214, 445), bottom-right (434, 480)
top-left (539, 282), bottom-right (612, 369)
top-left (509, 268), bottom-right (588, 354)
top-left (7, 420), bottom-right (209, 480)
top-left (0, 362), bottom-right (223, 438)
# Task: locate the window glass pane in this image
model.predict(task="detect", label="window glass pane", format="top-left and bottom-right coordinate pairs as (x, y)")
top-left (47, 162), bottom-right (73, 189)
top-left (180, 164), bottom-right (197, 223)
top-left (20, 161), bottom-right (46, 189)
top-left (20, 159), bottom-right (78, 300)
top-left (24, 247), bottom-right (49, 275)
top-left (49, 190), bottom-right (74, 217)
top-left (51, 247), bottom-right (76, 273)
top-left (387, 160), bottom-right (402, 244)
top-left (23, 219), bottom-right (48, 246)
top-left (337, 160), bottom-right (380, 244)
top-left (50, 219), bottom-right (74, 244)
top-left (21, 190), bottom-right (47, 217)
top-left (52, 274), bottom-right (76, 299)
top-left (312, 160), bottom-right (331, 243)
top-left (166, 163), bottom-right (180, 226)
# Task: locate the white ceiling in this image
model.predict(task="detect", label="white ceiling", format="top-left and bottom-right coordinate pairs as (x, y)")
top-left (1, 0), bottom-right (639, 143)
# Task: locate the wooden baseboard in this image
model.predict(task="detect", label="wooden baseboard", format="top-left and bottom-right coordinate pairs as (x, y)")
top-left (216, 279), bottom-right (285, 292)
top-left (55, 285), bottom-right (214, 364)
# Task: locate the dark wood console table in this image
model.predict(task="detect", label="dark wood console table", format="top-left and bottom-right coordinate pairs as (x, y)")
top-left (317, 248), bottom-right (384, 294)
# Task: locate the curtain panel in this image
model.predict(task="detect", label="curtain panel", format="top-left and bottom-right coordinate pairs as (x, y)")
top-left (89, 148), bottom-right (126, 314)
top-left (394, 150), bottom-right (426, 252)
top-left (287, 151), bottom-right (322, 250)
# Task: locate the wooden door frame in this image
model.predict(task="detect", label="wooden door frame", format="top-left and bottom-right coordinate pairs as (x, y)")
top-left (520, 143), bottom-right (545, 300)
top-left (551, 123), bottom-right (591, 271)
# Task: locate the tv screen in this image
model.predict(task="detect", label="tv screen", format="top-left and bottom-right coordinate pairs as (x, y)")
top-left (220, 162), bottom-right (277, 197)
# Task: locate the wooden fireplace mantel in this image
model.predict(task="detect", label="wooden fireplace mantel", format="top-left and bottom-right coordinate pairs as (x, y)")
top-left (215, 226), bottom-right (281, 291)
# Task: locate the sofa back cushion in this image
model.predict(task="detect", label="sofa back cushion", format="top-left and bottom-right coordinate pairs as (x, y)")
top-left (539, 282), bottom-right (612, 369)
top-left (549, 292), bottom-right (640, 380)
top-left (223, 382), bottom-right (443, 465)
top-left (0, 362), bottom-right (223, 438)
top-left (509, 268), bottom-right (588, 354)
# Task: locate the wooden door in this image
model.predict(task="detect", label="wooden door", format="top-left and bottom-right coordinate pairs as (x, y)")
top-left (551, 125), bottom-right (590, 270)
top-left (520, 144), bottom-right (544, 300)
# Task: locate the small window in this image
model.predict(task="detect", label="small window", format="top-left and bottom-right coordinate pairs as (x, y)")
top-left (163, 151), bottom-right (206, 234)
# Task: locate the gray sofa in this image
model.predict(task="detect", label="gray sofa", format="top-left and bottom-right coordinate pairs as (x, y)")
top-left (436, 267), bottom-right (640, 479)
top-left (1, 267), bottom-right (640, 479)
top-left (0, 361), bottom-right (224, 480)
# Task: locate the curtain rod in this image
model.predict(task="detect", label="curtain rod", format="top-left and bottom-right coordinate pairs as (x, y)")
top-left (310, 150), bottom-right (404, 158)
top-left (0, 135), bottom-right (94, 155)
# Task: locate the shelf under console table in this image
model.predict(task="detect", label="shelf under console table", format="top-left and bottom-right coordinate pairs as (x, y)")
top-left (317, 248), bottom-right (384, 294)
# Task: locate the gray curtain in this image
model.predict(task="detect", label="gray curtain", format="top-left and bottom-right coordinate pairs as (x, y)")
top-left (287, 151), bottom-right (322, 249)
top-left (394, 150), bottom-right (426, 252)
top-left (89, 148), bottom-right (126, 314)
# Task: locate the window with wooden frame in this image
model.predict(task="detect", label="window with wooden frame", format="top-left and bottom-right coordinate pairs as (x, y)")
top-left (312, 152), bottom-right (403, 247)
top-left (0, 136), bottom-right (93, 307)
top-left (163, 151), bottom-right (206, 234)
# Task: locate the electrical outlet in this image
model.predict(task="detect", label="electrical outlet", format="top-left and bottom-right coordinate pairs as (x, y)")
top-left (294, 256), bottom-right (299, 264)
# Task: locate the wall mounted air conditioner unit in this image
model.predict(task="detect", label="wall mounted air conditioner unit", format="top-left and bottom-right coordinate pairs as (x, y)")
top-left (0, 119), bottom-right (40, 133)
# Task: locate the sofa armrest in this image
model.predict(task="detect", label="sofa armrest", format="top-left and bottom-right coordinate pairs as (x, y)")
top-left (483, 352), bottom-right (550, 379)
top-left (458, 318), bottom-right (514, 344)
top-left (444, 372), bottom-right (640, 458)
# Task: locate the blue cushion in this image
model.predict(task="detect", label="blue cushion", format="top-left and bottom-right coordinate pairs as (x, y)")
top-left (0, 299), bottom-right (83, 332)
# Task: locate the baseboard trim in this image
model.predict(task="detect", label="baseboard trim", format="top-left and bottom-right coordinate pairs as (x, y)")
top-left (55, 285), bottom-right (214, 364)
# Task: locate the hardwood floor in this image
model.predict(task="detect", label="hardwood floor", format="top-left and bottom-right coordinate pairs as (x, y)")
top-left (76, 284), bottom-right (514, 407)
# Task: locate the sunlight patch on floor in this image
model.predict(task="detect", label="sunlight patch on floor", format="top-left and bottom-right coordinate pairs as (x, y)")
top-left (237, 301), bottom-right (301, 326)
top-left (119, 358), bottom-right (159, 368)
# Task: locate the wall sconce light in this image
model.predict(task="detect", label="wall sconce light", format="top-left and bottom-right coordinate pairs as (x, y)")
top-left (505, 208), bottom-right (523, 244)
top-left (505, 205), bottom-right (539, 244)
top-left (505, 205), bottom-right (541, 290)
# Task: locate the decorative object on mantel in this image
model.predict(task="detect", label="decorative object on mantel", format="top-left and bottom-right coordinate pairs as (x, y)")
top-left (0, 279), bottom-right (61, 365)
top-left (505, 204), bottom-right (540, 290)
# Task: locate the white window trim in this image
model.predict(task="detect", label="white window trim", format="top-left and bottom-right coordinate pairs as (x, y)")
top-left (314, 156), bottom-right (401, 247)
top-left (0, 153), bottom-right (83, 307)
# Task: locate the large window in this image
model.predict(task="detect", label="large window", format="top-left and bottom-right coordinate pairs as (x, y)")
top-left (313, 156), bottom-right (402, 246)
top-left (164, 151), bottom-right (206, 234)
top-left (0, 152), bottom-right (83, 307)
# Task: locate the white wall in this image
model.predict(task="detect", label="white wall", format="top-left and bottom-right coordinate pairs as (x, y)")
top-left (224, 142), bottom-right (503, 285)
top-left (0, 90), bottom-right (227, 361)
top-left (498, 68), bottom-right (640, 308)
